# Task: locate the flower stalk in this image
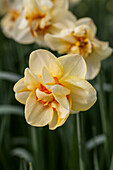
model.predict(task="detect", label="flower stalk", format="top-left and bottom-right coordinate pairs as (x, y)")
top-left (76, 113), bottom-right (84, 170)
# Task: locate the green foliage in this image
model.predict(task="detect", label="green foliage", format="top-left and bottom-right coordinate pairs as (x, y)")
top-left (0, 0), bottom-right (113, 170)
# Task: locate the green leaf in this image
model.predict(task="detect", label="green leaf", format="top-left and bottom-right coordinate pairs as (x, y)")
top-left (0, 71), bottom-right (22, 82)
top-left (0, 105), bottom-right (23, 116)
top-left (110, 154), bottom-right (113, 170)
top-left (29, 162), bottom-right (33, 170)
top-left (11, 148), bottom-right (33, 162)
top-left (19, 158), bottom-right (27, 170)
top-left (86, 134), bottom-right (106, 150)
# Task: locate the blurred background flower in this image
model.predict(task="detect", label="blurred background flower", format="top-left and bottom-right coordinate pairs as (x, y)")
top-left (0, 0), bottom-right (113, 170)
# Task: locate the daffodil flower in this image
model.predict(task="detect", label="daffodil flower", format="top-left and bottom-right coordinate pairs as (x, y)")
top-left (1, 0), bottom-right (22, 38)
top-left (45, 17), bottom-right (112, 80)
top-left (14, 49), bottom-right (97, 130)
top-left (12, 0), bottom-right (76, 46)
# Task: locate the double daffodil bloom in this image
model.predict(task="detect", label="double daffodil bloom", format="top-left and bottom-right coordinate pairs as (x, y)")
top-left (13, 49), bottom-right (97, 130)
top-left (12, 0), bottom-right (76, 46)
top-left (1, 0), bottom-right (22, 38)
top-left (45, 18), bottom-right (112, 80)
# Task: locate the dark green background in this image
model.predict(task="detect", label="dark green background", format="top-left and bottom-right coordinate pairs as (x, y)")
top-left (0, 0), bottom-right (113, 169)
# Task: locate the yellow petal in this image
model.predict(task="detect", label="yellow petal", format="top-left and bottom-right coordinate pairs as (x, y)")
top-left (62, 76), bottom-right (97, 111)
top-left (59, 54), bottom-right (87, 81)
top-left (15, 91), bottom-right (31, 104)
top-left (36, 88), bottom-right (53, 102)
top-left (23, 0), bottom-right (38, 17)
top-left (42, 67), bottom-right (55, 85)
top-left (25, 92), bottom-right (53, 127)
top-left (12, 16), bottom-right (35, 44)
top-left (52, 94), bottom-right (69, 110)
top-left (93, 39), bottom-right (112, 60)
top-left (50, 84), bottom-right (70, 95)
top-left (13, 78), bottom-right (27, 93)
top-left (45, 33), bottom-right (71, 54)
top-left (24, 68), bottom-right (43, 90)
top-left (73, 25), bottom-right (94, 39)
top-left (54, 0), bottom-right (69, 9)
top-left (49, 97), bottom-right (72, 130)
top-left (49, 111), bottom-right (58, 130)
top-left (75, 17), bottom-right (97, 36)
top-left (29, 49), bottom-right (63, 78)
top-left (51, 96), bottom-right (72, 118)
top-left (13, 78), bottom-right (30, 104)
top-left (52, 8), bottom-right (76, 24)
top-left (85, 53), bottom-right (100, 80)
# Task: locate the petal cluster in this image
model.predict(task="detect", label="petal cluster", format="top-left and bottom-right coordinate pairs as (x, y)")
top-left (1, 0), bottom-right (22, 38)
top-left (14, 49), bottom-right (97, 130)
top-left (45, 18), bottom-right (112, 79)
top-left (1, 0), bottom-right (76, 46)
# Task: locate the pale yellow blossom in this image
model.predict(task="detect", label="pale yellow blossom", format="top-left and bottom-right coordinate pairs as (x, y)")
top-left (45, 18), bottom-right (112, 80)
top-left (13, 49), bottom-right (97, 130)
top-left (1, 0), bottom-right (22, 38)
top-left (12, 0), bottom-right (76, 46)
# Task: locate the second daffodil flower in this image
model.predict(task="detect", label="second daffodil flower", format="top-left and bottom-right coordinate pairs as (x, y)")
top-left (12, 0), bottom-right (76, 46)
top-left (14, 49), bottom-right (97, 130)
top-left (1, 0), bottom-right (22, 38)
top-left (45, 18), bottom-right (112, 80)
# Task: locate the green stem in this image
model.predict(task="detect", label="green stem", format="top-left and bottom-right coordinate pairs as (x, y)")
top-left (97, 72), bottom-right (109, 166)
top-left (76, 113), bottom-right (84, 170)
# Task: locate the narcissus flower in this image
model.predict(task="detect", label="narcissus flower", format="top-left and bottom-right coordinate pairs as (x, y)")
top-left (12, 0), bottom-right (76, 46)
top-left (1, 0), bottom-right (22, 38)
top-left (13, 49), bottom-right (97, 130)
top-left (45, 18), bottom-right (112, 80)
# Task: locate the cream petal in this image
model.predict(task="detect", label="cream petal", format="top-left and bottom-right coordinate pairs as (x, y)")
top-left (15, 91), bottom-right (31, 104)
top-left (24, 68), bottom-right (43, 90)
top-left (54, 0), bottom-right (69, 9)
top-left (51, 9), bottom-right (76, 32)
top-left (93, 39), bottom-right (112, 60)
top-left (13, 78), bottom-right (31, 104)
top-left (73, 25), bottom-right (94, 39)
top-left (75, 17), bottom-right (97, 36)
top-left (36, 88), bottom-right (53, 102)
top-left (49, 111), bottom-right (58, 130)
top-left (42, 67), bottom-right (55, 85)
top-left (85, 53), bottom-right (101, 80)
top-left (52, 19), bottom-right (76, 32)
top-left (49, 96), bottom-right (72, 129)
top-left (25, 92), bottom-right (53, 127)
top-left (45, 34), bottom-right (71, 54)
top-left (23, 0), bottom-right (38, 17)
top-left (13, 78), bottom-right (28, 93)
top-left (36, 0), bottom-right (53, 10)
top-left (52, 8), bottom-right (76, 24)
top-left (52, 94), bottom-right (69, 110)
top-left (59, 54), bottom-right (87, 81)
top-left (29, 49), bottom-right (63, 78)
top-left (51, 95), bottom-right (72, 118)
top-left (50, 84), bottom-right (70, 96)
top-left (12, 16), bottom-right (35, 44)
top-left (51, 102), bottom-right (68, 118)
top-left (62, 76), bottom-right (97, 111)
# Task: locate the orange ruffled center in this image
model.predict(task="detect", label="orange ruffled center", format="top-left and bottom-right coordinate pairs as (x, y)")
top-left (69, 35), bottom-right (92, 59)
top-left (35, 77), bottom-right (69, 111)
